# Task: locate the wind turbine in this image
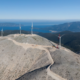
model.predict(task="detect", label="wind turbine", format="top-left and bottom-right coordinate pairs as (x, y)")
top-left (19, 24), bottom-right (21, 35)
top-left (31, 23), bottom-right (33, 35)
top-left (58, 34), bottom-right (65, 49)
top-left (1, 29), bottom-right (3, 37)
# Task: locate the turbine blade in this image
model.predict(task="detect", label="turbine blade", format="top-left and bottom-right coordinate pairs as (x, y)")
top-left (61, 34), bottom-right (65, 37)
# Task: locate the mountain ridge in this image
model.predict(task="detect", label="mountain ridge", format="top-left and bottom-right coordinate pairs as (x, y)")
top-left (42, 21), bottom-right (80, 32)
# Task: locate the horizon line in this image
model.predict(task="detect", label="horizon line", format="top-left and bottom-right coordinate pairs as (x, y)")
top-left (0, 19), bottom-right (80, 21)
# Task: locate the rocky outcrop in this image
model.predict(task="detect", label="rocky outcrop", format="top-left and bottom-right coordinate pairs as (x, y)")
top-left (0, 34), bottom-right (80, 80)
top-left (0, 34), bottom-right (53, 80)
top-left (50, 49), bottom-right (80, 80)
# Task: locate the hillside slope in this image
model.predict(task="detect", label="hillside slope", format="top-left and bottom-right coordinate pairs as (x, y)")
top-left (39, 31), bottom-right (80, 53)
top-left (0, 34), bottom-right (80, 80)
top-left (50, 49), bottom-right (80, 80)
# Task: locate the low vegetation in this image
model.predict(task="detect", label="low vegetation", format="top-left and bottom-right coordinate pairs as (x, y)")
top-left (1, 30), bottom-right (80, 54)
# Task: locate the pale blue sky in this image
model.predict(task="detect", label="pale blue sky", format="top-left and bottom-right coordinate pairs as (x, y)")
top-left (0, 0), bottom-right (80, 20)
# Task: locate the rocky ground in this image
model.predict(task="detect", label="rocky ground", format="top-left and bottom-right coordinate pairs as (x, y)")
top-left (0, 34), bottom-right (80, 80)
top-left (50, 49), bottom-right (80, 80)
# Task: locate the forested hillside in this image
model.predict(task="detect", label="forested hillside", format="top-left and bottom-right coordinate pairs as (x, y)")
top-left (39, 31), bottom-right (80, 54)
top-left (1, 30), bottom-right (80, 54)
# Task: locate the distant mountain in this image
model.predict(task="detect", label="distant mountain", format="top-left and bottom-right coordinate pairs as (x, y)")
top-left (1, 21), bottom-right (80, 33)
top-left (43, 21), bottom-right (80, 32)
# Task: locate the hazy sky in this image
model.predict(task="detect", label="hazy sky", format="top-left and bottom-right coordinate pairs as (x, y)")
top-left (0, 0), bottom-right (80, 20)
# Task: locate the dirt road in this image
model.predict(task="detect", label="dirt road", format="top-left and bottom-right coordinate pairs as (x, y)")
top-left (0, 35), bottom-right (67, 80)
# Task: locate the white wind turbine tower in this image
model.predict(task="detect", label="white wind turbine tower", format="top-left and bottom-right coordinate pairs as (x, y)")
top-left (58, 34), bottom-right (65, 49)
top-left (31, 23), bottom-right (33, 35)
top-left (1, 29), bottom-right (3, 37)
top-left (19, 24), bottom-right (21, 35)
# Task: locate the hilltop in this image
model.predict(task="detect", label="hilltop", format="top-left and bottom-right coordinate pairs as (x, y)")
top-left (0, 34), bottom-right (80, 80)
